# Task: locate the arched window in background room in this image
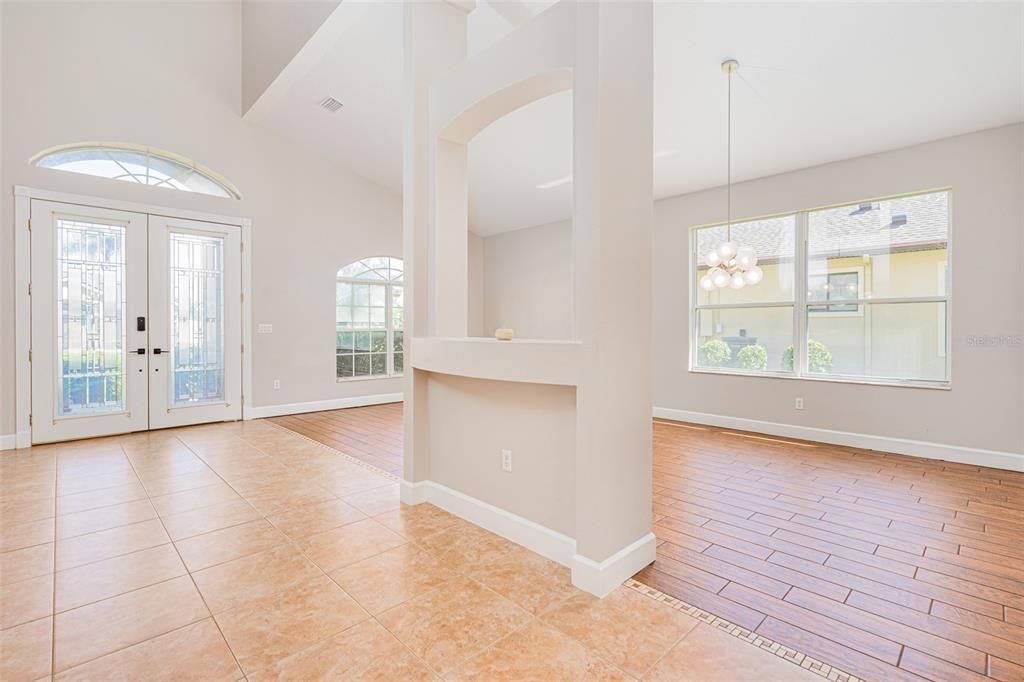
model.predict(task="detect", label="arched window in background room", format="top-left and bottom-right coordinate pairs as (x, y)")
top-left (32, 143), bottom-right (240, 199)
top-left (336, 257), bottom-right (404, 380)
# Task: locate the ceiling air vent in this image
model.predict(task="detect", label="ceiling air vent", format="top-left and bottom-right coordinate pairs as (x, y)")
top-left (319, 96), bottom-right (344, 113)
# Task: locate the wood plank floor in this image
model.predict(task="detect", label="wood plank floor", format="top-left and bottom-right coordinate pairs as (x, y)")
top-left (270, 405), bottom-right (1024, 682)
top-left (269, 402), bottom-right (403, 475)
top-left (644, 418), bottom-right (1024, 682)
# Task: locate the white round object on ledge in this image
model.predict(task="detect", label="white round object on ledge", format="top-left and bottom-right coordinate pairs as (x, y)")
top-left (495, 328), bottom-right (514, 341)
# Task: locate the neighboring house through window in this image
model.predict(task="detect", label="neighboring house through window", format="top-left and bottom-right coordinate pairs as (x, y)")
top-left (808, 271), bottom-right (861, 313)
top-left (336, 257), bottom-right (404, 380)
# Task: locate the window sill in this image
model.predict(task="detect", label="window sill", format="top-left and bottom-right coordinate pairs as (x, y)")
top-left (688, 367), bottom-right (951, 390)
top-left (336, 374), bottom-right (403, 383)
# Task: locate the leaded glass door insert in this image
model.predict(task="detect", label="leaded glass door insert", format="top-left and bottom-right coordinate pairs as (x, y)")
top-left (57, 219), bottom-right (127, 414)
top-left (169, 232), bottom-right (225, 405)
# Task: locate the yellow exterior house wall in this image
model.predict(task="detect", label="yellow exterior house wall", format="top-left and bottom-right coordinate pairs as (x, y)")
top-left (696, 248), bottom-right (947, 380)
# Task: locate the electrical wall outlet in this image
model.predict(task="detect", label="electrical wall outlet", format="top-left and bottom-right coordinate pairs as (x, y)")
top-left (273, 379), bottom-right (281, 390)
top-left (795, 397), bottom-right (804, 410)
top-left (257, 323), bottom-right (273, 334)
top-left (501, 449), bottom-right (513, 472)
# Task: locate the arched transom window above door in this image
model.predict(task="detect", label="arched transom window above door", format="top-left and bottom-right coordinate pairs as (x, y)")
top-left (336, 257), bottom-right (404, 380)
top-left (32, 143), bottom-right (240, 199)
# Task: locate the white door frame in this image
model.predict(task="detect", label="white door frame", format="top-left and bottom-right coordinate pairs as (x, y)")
top-left (13, 185), bottom-right (253, 449)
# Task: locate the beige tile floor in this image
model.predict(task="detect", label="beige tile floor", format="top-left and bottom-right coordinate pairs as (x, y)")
top-left (1, 420), bottom-right (824, 681)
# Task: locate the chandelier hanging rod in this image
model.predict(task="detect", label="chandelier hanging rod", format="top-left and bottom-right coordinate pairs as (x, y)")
top-left (698, 59), bottom-right (764, 292)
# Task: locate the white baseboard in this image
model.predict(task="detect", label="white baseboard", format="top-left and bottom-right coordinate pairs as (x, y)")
top-left (399, 478), bottom-right (657, 597)
top-left (1, 431), bottom-right (31, 451)
top-left (246, 393), bottom-right (403, 420)
top-left (653, 406), bottom-right (1024, 473)
top-left (399, 479), bottom-right (429, 505)
top-left (400, 478), bottom-right (575, 566)
top-left (572, 532), bottom-right (656, 598)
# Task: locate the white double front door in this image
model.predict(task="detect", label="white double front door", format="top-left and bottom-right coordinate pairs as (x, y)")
top-left (30, 199), bottom-right (242, 444)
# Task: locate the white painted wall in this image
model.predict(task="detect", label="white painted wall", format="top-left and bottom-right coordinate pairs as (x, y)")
top-left (468, 230), bottom-right (485, 336)
top-left (0, 0), bottom-right (403, 438)
top-left (425, 373), bottom-right (577, 536)
top-left (241, 0), bottom-right (340, 114)
top-left (478, 125), bottom-right (1023, 457)
top-left (0, 3), bottom-right (7, 447)
top-left (480, 220), bottom-right (573, 340)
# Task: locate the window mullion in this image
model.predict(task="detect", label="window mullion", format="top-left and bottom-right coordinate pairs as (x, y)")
top-left (385, 284), bottom-right (393, 377)
top-left (694, 301), bottom-right (794, 310)
top-left (794, 210), bottom-right (809, 377)
top-left (689, 223), bottom-right (698, 371)
top-left (810, 295), bottom-right (947, 306)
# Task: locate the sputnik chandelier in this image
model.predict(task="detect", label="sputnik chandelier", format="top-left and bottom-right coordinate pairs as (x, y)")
top-left (700, 59), bottom-right (763, 292)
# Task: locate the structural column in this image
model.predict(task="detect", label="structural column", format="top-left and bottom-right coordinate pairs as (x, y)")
top-left (401, 0), bottom-right (654, 597)
top-left (571, 0), bottom-right (655, 593)
top-left (401, 0), bottom-right (470, 492)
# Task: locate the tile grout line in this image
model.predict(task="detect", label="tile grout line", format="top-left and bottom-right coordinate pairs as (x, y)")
top-left (50, 448), bottom-right (59, 682)
top-left (260, 420), bottom-right (402, 482)
top-left (236, 423), bottom-right (568, 680)
top-left (45, 498), bottom-right (286, 577)
top-left (156, 427), bottom-right (387, 676)
top-left (238, 424), bottom-right (449, 678)
top-left (174, 425), bottom-right (425, 678)
top-left (115, 435), bottom-right (248, 679)
top-left (48, 614), bottom-right (214, 678)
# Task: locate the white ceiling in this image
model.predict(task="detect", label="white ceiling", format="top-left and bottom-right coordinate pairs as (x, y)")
top-left (256, 1), bottom-right (1024, 236)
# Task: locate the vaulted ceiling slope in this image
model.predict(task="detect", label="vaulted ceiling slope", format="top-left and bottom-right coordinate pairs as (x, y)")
top-left (250, 1), bottom-right (1024, 236)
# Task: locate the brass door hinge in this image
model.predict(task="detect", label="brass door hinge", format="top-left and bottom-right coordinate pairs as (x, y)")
top-left (28, 350), bottom-right (32, 363)
top-left (29, 414), bottom-right (33, 426)
top-left (27, 282), bottom-right (32, 296)
top-left (27, 218), bottom-right (32, 231)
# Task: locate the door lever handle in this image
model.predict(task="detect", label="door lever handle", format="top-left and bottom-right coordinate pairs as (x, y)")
top-left (133, 348), bottom-right (146, 355)
top-left (152, 348), bottom-right (163, 355)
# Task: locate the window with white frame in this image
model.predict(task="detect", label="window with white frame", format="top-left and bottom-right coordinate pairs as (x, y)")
top-left (336, 257), bottom-right (404, 380)
top-left (33, 143), bottom-right (240, 199)
top-left (691, 190), bottom-right (950, 385)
